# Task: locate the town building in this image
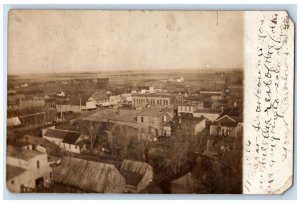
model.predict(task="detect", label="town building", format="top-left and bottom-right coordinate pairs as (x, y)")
top-left (209, 114), bottom-right (243, 138)
top-left (137, 106), bottom-right (174, 137)
top-left (42, 128), bottom-right (87, 154)
top-left (178, 100), bottom-right (205, 116)
top-left (82, 109), bottom-right (157, 141)
top-left (132, 93), bottom-right (173, 107)
top-left (6, 145), bottom-right (53, 192)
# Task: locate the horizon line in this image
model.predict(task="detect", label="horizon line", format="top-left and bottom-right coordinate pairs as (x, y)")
top-left (7, 67), bottom-right (243, 76)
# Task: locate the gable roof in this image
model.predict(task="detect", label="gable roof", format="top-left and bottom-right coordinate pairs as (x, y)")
top-left (53, 157), bottom-right (126, 193)
top-left (215, 115), bottom-right (237, 123)
top-left (44, 129), bottom-right (82, 144)
top-left (217, 107), bottom-right (243, 122)
top-left (213, 114), bottom-right (240, 127)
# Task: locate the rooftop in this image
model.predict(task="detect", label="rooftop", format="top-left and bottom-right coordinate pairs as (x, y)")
top-left (7, 145), bottom-right (44, 161)
top-left (194, 108), bottom-right (223, 114)
top-left (83, 109), bottom-right (140, 123)
top-left (44, 129), bottom-right (82, 144)
top-left (138, 106), bottom-right (173, 117)
top-left (216, 107), bottom-right (243, 122)
top-left (53, 157), bottom-right (126, 193)
top-left (6, 165), bottom-right (27, 181)
top-left (120, 160), bottom-right (153, 186)
top-left (132, 93), bottom-right (174, 98)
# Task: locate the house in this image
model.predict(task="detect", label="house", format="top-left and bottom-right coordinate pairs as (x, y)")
top-left (42, 128), bottom-right (86, 154)
top-left (6, 145), bottom-right (53, 192)
top-left (137, 106), bottom-right (174, 137)
top-left (209, 114), bottom-right (243, 138)
top-left (120, 160), bottom-right (154, 193)
top-left (53, 157), bottom-right (126, 193)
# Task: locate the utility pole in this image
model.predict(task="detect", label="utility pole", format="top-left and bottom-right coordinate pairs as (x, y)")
top-left (79, 94), bottom-right (82, 112)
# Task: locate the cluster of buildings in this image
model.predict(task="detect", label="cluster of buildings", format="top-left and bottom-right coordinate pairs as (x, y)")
top-left (7, 74), bottom-right (243, 193)
top-left (6, 132), bottom-right (154, 193)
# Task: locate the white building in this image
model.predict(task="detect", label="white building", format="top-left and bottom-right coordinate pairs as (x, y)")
top-left (193, 109), bottom-right (223, 121)
top-left (6, 145), bottom-right (53, 192)
top-left (42, 128), bottom-right (86, 154)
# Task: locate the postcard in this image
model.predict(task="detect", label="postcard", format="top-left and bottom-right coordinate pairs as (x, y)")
top-left (6, 10), bottom-right (294, 194)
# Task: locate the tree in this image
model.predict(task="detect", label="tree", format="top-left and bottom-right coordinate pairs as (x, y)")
top-left (79, 120), bottom-right (103, 154)
top-left (109, 125), bottom-right (133, 158)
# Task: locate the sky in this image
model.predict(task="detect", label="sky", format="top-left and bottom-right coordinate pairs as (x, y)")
top-left (8, 10), bottom-right (243, 75)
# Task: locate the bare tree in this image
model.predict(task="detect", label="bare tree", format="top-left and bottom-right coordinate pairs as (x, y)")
top-left (79, 120), bottom-right (103, 154)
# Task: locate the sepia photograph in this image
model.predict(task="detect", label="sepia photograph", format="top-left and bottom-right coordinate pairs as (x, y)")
top-left (5, 9), bottom-right (293, 194)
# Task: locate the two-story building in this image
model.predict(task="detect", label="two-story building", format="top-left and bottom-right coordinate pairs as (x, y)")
top-left (6, 145), bottom-right (53, 192)
top-left (137, 106), bottom-right (174, 137)
top-left (178, 101), bottom-right (204, 116)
